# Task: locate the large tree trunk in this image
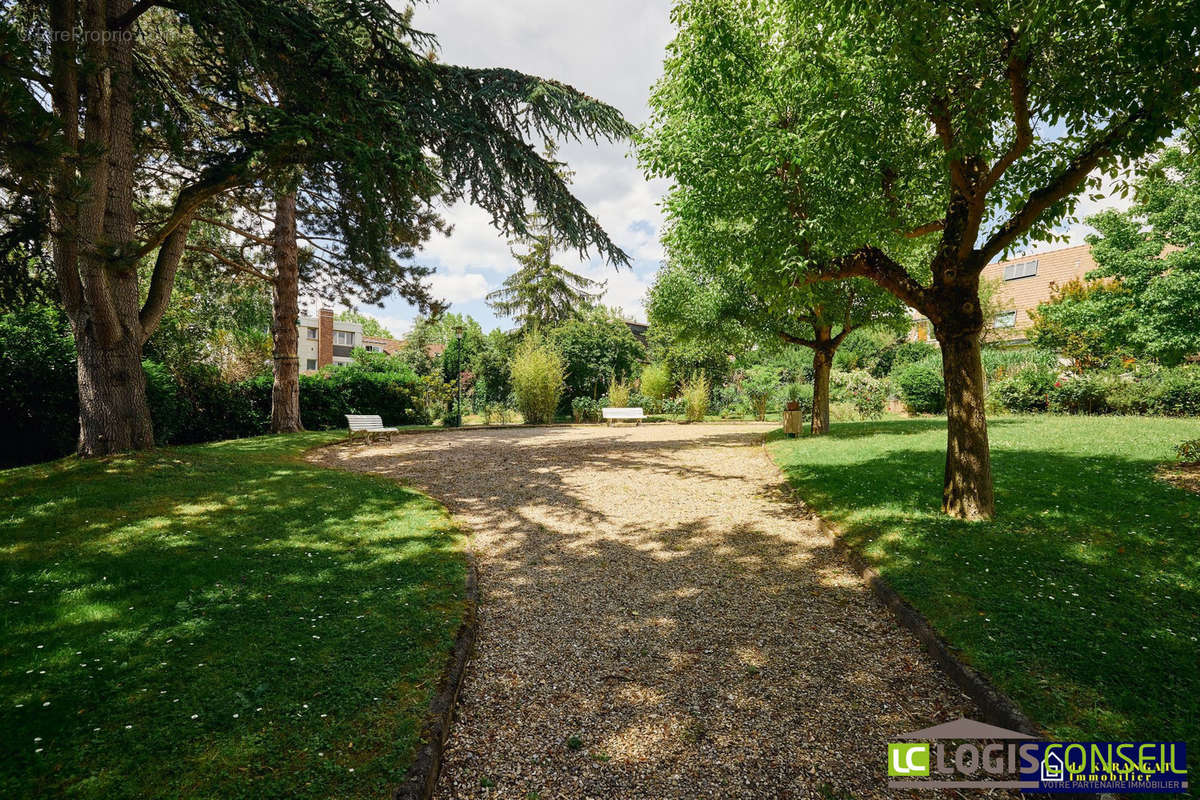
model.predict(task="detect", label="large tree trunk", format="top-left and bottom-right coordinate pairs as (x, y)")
top-left (75, 323), bottom-right (155, 455)
top-left (936, 325), bottom-right (994, 519)
top-left (270, 191), bottom-right (304, 433)
top-left (810, 339), bottom-right (833, 436)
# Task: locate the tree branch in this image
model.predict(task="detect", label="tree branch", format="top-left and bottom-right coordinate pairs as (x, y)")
top-left (980, 47), bottom-right (1032, 194)
top-left (195, 216), bottom-right (274, 247)
top-left (777, 330), bottom-right (816, 348)
top-left (930, 98), bottom-right (970, 194)
top-left (111, 0), bottom-right (159, 31)
top-left (904, 220), bottom-right (945, 238)
top-left (185, 244), bottom-right (273, 283)
top-left (799, 248), bottom-right (931, 315)
top-left (133, 158), bottom-right (250, 260)
top-left (979, 107), bottom-right (1150, 263)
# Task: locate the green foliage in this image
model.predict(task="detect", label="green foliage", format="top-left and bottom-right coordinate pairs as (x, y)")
top-left (0, 433), bottom-right (465, 799)
top-left (742, 365), bottom-right (780, 421)
top-left (486, 142), bottom-right (608, 332)
top-left (1177, 439), bottom-right (1200, 464)
top-left (639, 363), bottom-right (672, 413)
top-left (1048, 375), bottom-right (1112, 415)
top-left (682, 372), bottom-right (710, 422)
top-left (988, 367), bottom-right (1056, 414)
top-left (571, 396), bottom-right (602, 423)
top-left (841, 371), bottom-right (887, 419)
top-left (894, 363), bottom-right (946, 414)
top-left (549, 307), bottom-right (644, 402)
top-left (510, 337), bottom-right (564, 425)
top-left (0, 305), bottom-right (78, 467)
top-left (606, 378), bottom-right (632, 408)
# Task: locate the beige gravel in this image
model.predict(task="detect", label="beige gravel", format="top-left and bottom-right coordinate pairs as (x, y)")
top-left (313, 423), bottom-right (1003, 799)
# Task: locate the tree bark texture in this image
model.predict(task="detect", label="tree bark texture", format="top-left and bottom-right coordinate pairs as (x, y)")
top-left (936, 321), bottom-right (995, 519)
top-left (270, 190), bottom-right (304, 433)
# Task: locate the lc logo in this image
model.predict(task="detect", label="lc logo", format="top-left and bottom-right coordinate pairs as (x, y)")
top-left (888, 743), bottom-right (931, 776)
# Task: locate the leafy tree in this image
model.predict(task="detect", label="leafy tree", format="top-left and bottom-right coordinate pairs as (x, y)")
top-left (486, 142), bottom-right (607, 332)
top-left (474, 329), bottom-right (517, 406)
top-left (336, 311), bottom-right (395, 339)
top-left (548, 306), bottom-right (645, 402)
top-left (642, 0), bottom-right (1200, 517)
top-left (510, 334), bottom-right (564, 424)
top-left (649, 256), bottom-right (907, 434)
top-left (3, 0), bottom-right (631, 455)
top-left (1034, 145), bottom-right (1200, 367)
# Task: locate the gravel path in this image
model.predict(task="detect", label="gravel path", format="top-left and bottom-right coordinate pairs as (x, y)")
top-left (312, 424), bottom-right (993, 799)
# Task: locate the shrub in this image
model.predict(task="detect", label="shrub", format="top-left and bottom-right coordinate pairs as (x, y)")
top-left (1177, 439), bottom-right (1200, 464)
top-left (788, 383), bottom-right (814, 415)
top-left (571, 396), bottom-right (601, 423)
top-left (606, 378), bottom-right (631, 408)
top-left (1145, 368), bottom-right (1200, 416)
top-left (682, 372), bottom-right (710, 422)
top-left (0, 305), bottom-right (78, 467)
top-left (742, 365), bottom-right (779, 421)
top-left (889, 340), bottom-right (941, 374)
top-left (843, 370), bottom-right (887, 419)
top-left (510, 337), bottom-right (564, 424)
top-left (661, 397), bottom-right (685, 417)
top-left (639, 363), bottom-right (671, 413)
top-left (988, 366), bottom-right (1055, 413)
top-left (1048, 374), bottom-right (1112, 414)
top-left (894, 363), bottom-right (945, 414)
top-left (484, 402), bottom-right (516, 425)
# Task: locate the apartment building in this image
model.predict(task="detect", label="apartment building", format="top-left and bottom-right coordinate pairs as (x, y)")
top-left (297, 308), bottom-right (405, 373)
top-left (910, 244), bottom-right (1097, 344)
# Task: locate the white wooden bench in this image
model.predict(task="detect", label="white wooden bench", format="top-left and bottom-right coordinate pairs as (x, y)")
top-left (602, 407), bottom-right (645, 426)
top-left (346, 414), bottom-right (398, 443)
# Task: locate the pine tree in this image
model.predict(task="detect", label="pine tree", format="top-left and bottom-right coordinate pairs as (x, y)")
top-left (487, 144), bottom-right (606, 332)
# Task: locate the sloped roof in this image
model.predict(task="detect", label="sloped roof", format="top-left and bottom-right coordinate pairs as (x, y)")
top-left (893, 718), bottom-right (1035, 740)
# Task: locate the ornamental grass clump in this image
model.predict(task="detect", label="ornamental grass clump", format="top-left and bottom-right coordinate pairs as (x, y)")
top-left (683, 372), bottom-right (710, 422)
top-left (607, 378), bottom-right (632, 407)
top-left (511, 338), bottom-right (564, 424)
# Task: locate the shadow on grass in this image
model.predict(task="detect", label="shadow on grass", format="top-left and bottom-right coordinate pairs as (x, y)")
top-left (768, 416), bottom-right (1200, 783)
top-left (0, 433), bottom-right (466, 800)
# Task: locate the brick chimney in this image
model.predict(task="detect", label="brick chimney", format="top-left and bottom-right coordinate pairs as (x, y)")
top-left (317, 308), bottom-right (334, 368)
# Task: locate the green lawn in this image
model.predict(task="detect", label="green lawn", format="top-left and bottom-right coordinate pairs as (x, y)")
top-left (0, 433), bottom-right (466, 799)
top-left (769, 416), bottom-right (1199, 780)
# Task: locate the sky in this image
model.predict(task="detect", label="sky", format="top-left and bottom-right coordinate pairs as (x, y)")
top-left (346, 0), bottom-right (677, 339)
top-left (340, 1), bottom-right (1131, 340)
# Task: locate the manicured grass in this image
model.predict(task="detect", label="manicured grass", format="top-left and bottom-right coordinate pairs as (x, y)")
top-left (768, 416), bottom-right (1199, 779)
top-left (0, 433), bottom-right (466, 799)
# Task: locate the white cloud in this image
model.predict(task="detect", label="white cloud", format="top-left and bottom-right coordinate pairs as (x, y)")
top-left (429, 271), bottom-right (491, 304)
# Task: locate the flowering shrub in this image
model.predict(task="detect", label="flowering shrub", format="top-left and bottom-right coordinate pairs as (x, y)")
top-left (843, 370), bottom-right (887, 419)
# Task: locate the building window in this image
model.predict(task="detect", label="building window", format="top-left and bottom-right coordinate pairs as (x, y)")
top-left (994, 311), bottom-right (1017, 328)
top-left (365, 345), bottom-right (378, 352)
top-left (334, 330), bottom-right (354, 346)
top-left (306, 359), bottom-right (317, 371)
top-left (306, 327), bottom-right (317, 339)
top-left (1003, 259), bottom-right (1038, 280)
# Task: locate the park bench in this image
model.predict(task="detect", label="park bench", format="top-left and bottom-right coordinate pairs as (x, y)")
top-left (345, 414), bottom-right (398, 444)
top-left (602, 407), bottom-right (645, 427)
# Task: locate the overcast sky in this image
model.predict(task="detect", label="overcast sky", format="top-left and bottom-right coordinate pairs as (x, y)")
top-left (347, 0), bottom-right (1128, 339)
top-left (346, 0), bottom-right (675, 338)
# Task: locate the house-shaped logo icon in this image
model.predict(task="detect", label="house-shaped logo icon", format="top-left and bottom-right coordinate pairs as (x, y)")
top-left (1041, 749), bottom-right (1065, 782)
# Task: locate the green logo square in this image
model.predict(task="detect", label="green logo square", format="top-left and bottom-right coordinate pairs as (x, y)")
top-left (889, 743), bottom-right (930, 776)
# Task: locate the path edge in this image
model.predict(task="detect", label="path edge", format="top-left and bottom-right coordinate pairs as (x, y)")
top-left (393, 557), bottom-right (479, 800)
